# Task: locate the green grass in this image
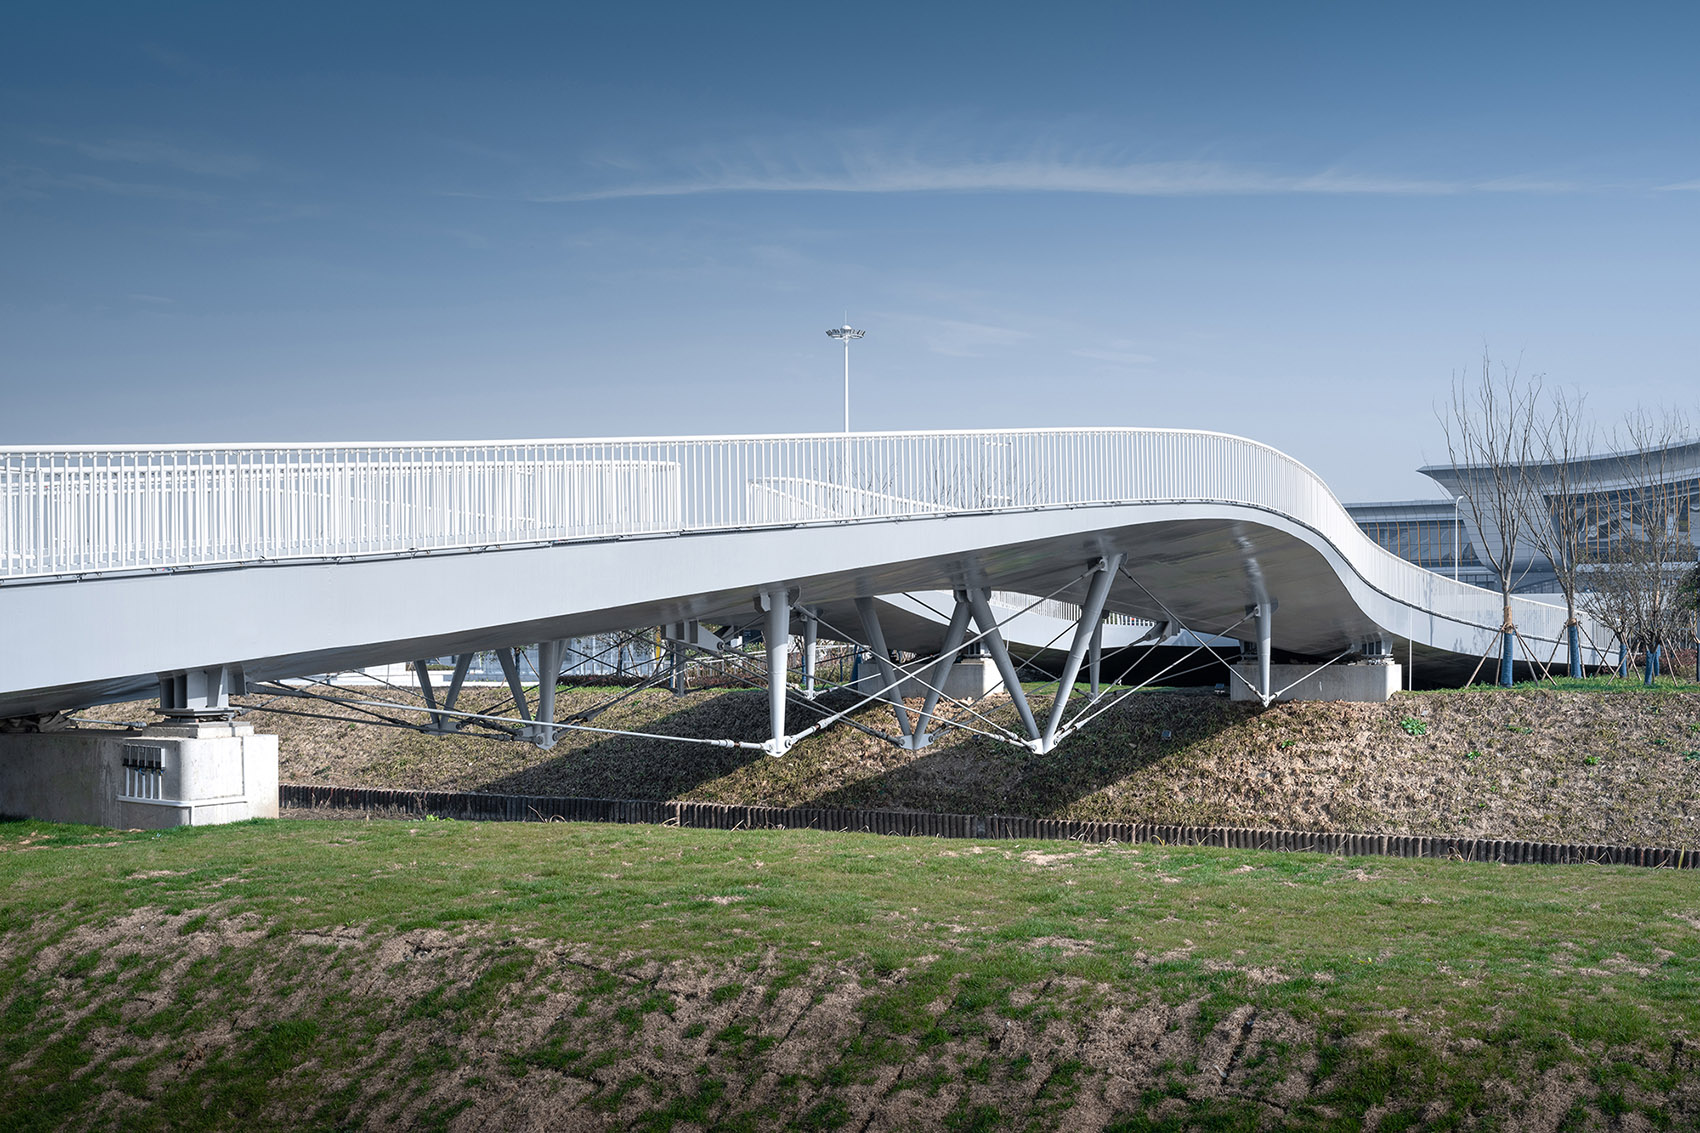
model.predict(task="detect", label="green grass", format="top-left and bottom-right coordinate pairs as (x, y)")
top-left (5, 817), bottom-right (1698, 1127)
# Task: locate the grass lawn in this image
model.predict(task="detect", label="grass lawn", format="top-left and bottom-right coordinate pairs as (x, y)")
top-left (3, 816), bottom-right (1699, 1130)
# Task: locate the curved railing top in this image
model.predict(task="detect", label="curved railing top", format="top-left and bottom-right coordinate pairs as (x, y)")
top-left (0, 427), bottom-right (1567, 641)
top-left (0, 424), bottom-right (1320, 455)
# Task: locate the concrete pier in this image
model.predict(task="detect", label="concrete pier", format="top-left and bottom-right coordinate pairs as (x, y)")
top-left (0, 721), bottom-right (278, 828)
top-left (1228, 661), bottom-right (1401, 703)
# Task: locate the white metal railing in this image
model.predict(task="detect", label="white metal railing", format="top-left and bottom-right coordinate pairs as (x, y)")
top-left (0, 428), bottom-right (1565, 635)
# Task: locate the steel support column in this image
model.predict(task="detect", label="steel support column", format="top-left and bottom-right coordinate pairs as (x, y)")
top-left (533, 640), bottom-right (565, 749)
top-left (1254, 602), bottom-right (1274, 705)
top-left (1088, 616), bottom-right (1104, 700)
top-left (802, 607), bottom-right (819, 700)
top-left (855, 596), bottom-right (914, 740)
top-left (763, 590), bottom-right (791, 754)
top-left (412, 659), bottom-right (441, 730)
top-left (494, 648), bottom-right (536, 741)
top-left (443, 653), bottom-right (472, 714)
top-left (966, 588), bottom-right (1040, 744)
top-left (908, 593), bottom-right (974, 750)
top-left (669, 630), bottom-right (688, 696)
top-left (1040, 555), bottom-right (1123, 751)
top-left (415, 654), bottom-right (473, 733)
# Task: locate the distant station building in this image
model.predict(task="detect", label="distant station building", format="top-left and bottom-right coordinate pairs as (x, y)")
top-left (1348, 438), bottom-right (1700, 593)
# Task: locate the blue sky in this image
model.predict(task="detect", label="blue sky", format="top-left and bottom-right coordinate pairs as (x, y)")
top-left (3, 1), bottom-right (1697, 499)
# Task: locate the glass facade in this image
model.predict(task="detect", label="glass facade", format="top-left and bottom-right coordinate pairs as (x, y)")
top-left (1357, 517), bottom-right (1479, 568)
top-left (1559, 476), bottom-right (1699, 559)
top-left (1354, 443), bottom-right (1700, 587)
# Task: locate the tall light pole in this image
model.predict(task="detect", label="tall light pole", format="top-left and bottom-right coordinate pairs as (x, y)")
top-left (825, 323), bottom-right (865, 433)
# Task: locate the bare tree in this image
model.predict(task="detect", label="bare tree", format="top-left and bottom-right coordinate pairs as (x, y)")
top-left (1438, 352), bottom-right (1546, 685)
top-left (1527, 387), bottom-right (1596, 677)
top-left (1676, 562), bottom-right (1700, 683)
top-left (1580, 407), bottom-right (1695, 683)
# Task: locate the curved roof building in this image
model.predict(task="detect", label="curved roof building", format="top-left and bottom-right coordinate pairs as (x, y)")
top-left (1349, 438), bottom-right (1700, 594)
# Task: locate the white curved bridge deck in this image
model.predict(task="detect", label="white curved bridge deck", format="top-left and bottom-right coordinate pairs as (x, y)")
top-left (2, 428), bottom-right (1602, 737)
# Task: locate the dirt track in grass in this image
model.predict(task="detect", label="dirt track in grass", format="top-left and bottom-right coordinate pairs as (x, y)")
top-left (88, 683), bottom-right (1700, 848)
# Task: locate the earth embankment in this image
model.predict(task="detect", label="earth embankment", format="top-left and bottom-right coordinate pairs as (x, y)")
top-left (89, 683), bottom-right (1700, 848)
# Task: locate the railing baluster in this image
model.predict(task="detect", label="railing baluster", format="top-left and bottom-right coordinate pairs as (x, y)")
top-left (0, 430), bottom-right (1596, 657)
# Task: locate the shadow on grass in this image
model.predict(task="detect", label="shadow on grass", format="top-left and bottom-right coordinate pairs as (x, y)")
top-left (801, 687), bottom-right (1254, 819)
top-left (452, 683), bottom-right (1255, 824)
top-left (473, 688), bottom-right (780, 801)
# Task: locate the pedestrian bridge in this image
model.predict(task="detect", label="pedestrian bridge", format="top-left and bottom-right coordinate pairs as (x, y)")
top-left (1, 427), bottom-right (1604, 757)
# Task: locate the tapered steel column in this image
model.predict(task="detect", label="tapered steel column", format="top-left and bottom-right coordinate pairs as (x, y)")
top-left (534, 639), bottom-right (565, 749)
top-left (443, 653), bottom-right (472, 715)
top-left (1255, 602), bottom-right (1273, 705)
top-left (855, 596), bottom-right (913, 739)
top-left (670, 626), bottom-right (688, 696)
top-left (966, 588), bottom-right (1040, 742)
top-left (412, 655), bottom-right (471, 733)
top-left (412, 659), bottom-right (438, 724)
top-left (910, 594), bottom-right (973, 749)
top-left (763, 590), bottom-right (791, 754)
top-left (495, 648), bottom-right (535, 738)
top-left (802, 607), bottom-right (818, 699)
top-left (1041, 555), bottom-right (1122, 750)
top-left (1088, 616), bottom-right (1104, 700)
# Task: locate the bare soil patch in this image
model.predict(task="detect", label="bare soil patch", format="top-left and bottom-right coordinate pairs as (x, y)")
top-left (8, 907), bottom-right (1685, 1131)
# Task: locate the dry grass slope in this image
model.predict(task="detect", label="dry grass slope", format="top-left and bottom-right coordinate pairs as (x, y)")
top-left (91, 682), bottom-right (1700, 848)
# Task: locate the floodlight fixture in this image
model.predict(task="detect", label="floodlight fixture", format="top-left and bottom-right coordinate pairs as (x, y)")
top-left (825, 322), bottom-right (866, 433)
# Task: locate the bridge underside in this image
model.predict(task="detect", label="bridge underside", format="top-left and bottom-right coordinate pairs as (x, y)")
top-left (0, 502), bottom-right (1594, 722)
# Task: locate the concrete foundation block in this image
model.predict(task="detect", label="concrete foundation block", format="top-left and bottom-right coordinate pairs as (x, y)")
top-left (855, 655), bottom-right (1005, 700)
top-left (1228, 662), bottom-right (1401, 703)
top-left (0, 722), bottom-right (278, 828)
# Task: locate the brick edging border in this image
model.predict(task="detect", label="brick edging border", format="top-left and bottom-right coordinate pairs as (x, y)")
top-left (278, 784), bottom-right (1698, 869)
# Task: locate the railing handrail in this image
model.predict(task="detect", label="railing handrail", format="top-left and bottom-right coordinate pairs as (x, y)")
top-left (0, 425), bottom-right (1320, 471)
top-left (0, 426), bottom-right (1580, 649)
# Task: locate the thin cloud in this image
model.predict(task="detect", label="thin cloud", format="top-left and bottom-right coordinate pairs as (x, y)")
top-left (1073, 347), bottom-right (1156, 366)
top-left (530, 156), bottom-right (1468, 202)
top-left (42, 136), bottom-right (261, 178)
top-left (482, 133), bottom-right (1621, 202)
top-left (912, 318), bottom-right (1031, 358)
top-left (0, 165), bottom-right (217, 203)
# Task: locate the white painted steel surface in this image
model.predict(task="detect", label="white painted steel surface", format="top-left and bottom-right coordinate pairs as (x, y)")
top-left (0, 428), bottom-right (1529, 610)
top-left (0, 428), bottom-right (1600, 719)
top-left (1, 446), bottom-right (681, 577)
